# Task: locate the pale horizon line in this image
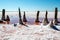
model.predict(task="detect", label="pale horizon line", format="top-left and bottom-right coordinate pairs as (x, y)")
top-left (0, 10), bottom-right (60, 12)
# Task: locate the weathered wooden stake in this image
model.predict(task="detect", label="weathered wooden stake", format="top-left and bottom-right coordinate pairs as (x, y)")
top-left (43, 11), bottom-right (48, 25)
top-left (6, 15), bottom-right (10, 24)
top-left (1, 9), bottom-right (5, 21)
top-left (23, 11), bottom-right (27, 22)
top-left (54, 7), bottom-right (58, 25)
top-left (35, 11), bottom-right (40, 25)
top-left (18, 8), bottom-right (23, 24)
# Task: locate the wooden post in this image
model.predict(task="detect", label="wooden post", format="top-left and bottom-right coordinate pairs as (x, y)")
top-left (43, 11), bottom-right (48, 25)
top-left (35, 11), bottom-right (40, 25)
top-left (1, 9), bottom-right (5, 21)
top-left (6, 15), bottom-right (10, 24)
top-left (23, 11), bottom-right (27, 24)
top-left (18, 8), bottom-right (23, 24)
top-left (54, 7), bottom-right (58, 25)
top-left (45, 11), bottom-right (48, 23)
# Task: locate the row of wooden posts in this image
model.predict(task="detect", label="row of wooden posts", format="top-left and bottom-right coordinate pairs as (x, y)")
top-left (0, 7), bottom-right (59, 25)
top-left (0, 9), bottom-right (10, 24)
top-left (19, 7), bottom-right (59, 25)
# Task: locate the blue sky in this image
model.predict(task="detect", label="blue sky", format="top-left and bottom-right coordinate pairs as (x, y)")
top-left (0, 0), bottom-right (60, 11)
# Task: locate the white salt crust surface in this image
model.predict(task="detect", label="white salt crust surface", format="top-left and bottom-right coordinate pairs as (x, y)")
top-left (0, 23), bottom-right (60, 40)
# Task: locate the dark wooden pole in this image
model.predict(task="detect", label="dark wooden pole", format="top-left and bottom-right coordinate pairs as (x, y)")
top-left (55, 8), bottom-right (58, 20)
top-left (23, 11), bottom-right (27, 22)
top-left (18, 8), bottom-right (28, 27)
top-left (43, 11), bottom-right (48, 25)
top-left (35, 11), bottom-right (40, 22)
top-left (1, 9), bottom-right (5, 21)
top-left (6, 15), bottom-right (10, 24)
top-left (54, 7), bottom-right (58, 25)
top-left (45, 11), bottom-right (48, 23)
top-left (18, 8), bottom-right (23, 24)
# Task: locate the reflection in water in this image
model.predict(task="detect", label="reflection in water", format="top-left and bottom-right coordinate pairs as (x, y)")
top-left (10, 16), bottom-right (60, 25)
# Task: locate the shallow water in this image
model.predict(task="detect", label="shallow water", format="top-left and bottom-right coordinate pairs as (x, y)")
top-left (10, 16), bottom-right (60, 25)
top-left (0, 11), bottom-right (60, 24)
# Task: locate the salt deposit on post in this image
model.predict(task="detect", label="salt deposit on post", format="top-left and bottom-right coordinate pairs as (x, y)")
top-left (42, 11), bottom-right (49, 25)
